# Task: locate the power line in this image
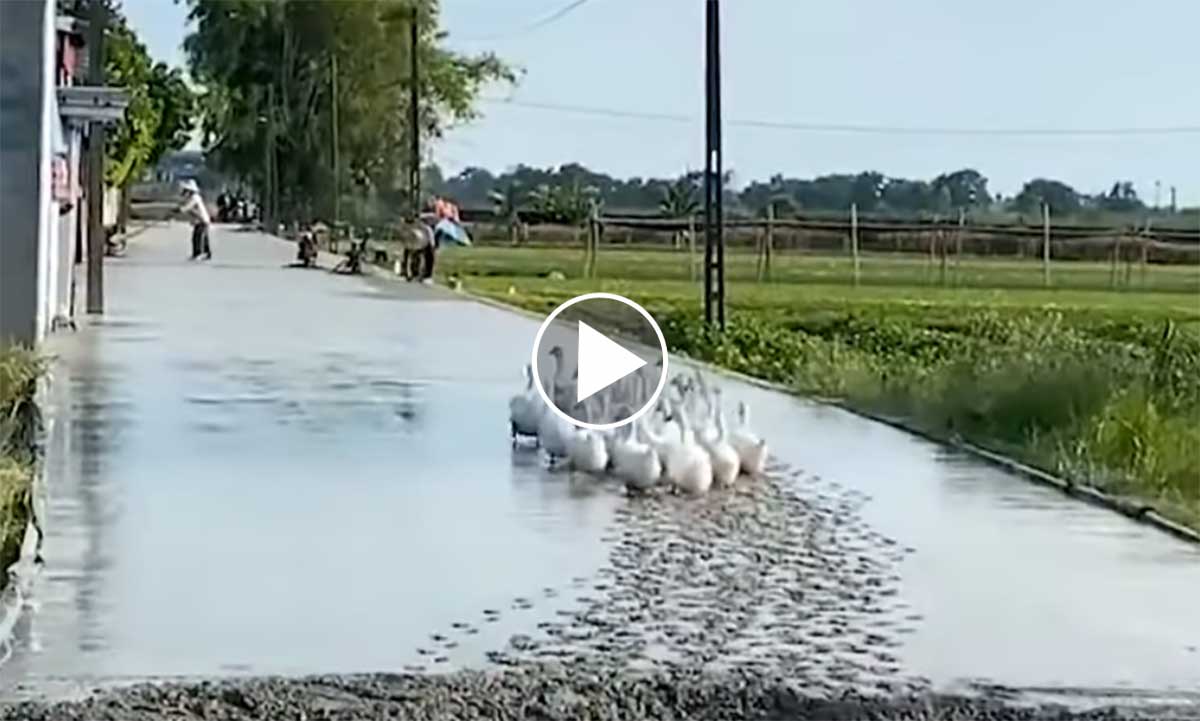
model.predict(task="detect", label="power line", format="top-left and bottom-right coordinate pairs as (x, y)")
top-left (734, 118), bottom-right (1200, 137)
top-left (453, 0), bottom-right (592, 42)
top-left (481, 97), bottom-right (1200, 137)
top-left (484, 98), bottom-right (690, 123)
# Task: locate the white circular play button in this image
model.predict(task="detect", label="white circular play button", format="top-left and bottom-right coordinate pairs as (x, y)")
top-left (531, 293), bottom-right (669, 431)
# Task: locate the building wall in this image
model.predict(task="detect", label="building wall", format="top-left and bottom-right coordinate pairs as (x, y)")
top-left (36, 3), bottom-right (58, 343)
top-left (0, 0), bottom-right (51, 346)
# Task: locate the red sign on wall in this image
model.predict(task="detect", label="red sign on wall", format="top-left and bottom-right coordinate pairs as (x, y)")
top-left (52, 155), bottom-right (71, 203)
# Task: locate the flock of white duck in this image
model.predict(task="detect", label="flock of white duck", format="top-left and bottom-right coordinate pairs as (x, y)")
top-left (509, 345), bottom-right (769, 496)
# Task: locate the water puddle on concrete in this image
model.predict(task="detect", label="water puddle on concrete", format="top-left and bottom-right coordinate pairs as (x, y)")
top-left (2, 229), bottom-right (1197, 706)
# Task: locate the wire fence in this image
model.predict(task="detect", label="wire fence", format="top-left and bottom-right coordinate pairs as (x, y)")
top-left (439, 206), bottom-right (1200, 294)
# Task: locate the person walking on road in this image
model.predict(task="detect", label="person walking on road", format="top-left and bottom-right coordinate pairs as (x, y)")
top-left (178, 179), bottom-right (212, 260)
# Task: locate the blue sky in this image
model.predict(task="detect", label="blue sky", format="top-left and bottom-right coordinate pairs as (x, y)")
top-left (125, 0), bottom-right (1199, 204)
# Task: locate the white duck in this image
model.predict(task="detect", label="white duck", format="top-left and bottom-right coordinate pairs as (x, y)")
top-left (508, 364), bottom-right (543, 444)
top-left (536, 347), bottom-right (574, 463)
top-left (642, 400), bottom-right (683, 481)
top-left (551, 352), bottom-right (580, 419)
top-left (612, 417), bottom-right (662, 494)
top-left (666, 402), bottom-right (713, 495)
top-left (697, 388), bottom-right (740, 488)
top-left (688, 373), bottom-right (721, 446)
top-left (730, 400), bottom-right (769, 476)
top-left (568, 396), bottom-right (609, 474)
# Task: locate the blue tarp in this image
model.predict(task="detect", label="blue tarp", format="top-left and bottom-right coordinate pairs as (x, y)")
top-left (434, 218), bottom-right (471, 247)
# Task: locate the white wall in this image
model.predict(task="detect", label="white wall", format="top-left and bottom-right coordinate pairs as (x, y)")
top-left (35, 0), bottom-right (60, 343)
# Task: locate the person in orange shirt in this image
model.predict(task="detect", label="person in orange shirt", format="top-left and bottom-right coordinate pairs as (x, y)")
top-left (433, 197), bottom-right (460, 223)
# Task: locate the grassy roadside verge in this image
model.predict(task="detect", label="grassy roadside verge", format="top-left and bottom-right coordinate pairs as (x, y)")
top-left (439, 247), bottom-right (1200, 532)
top-left (0, 348), bottom-right (45, 581)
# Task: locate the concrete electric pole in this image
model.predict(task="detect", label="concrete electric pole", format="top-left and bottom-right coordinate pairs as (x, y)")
top-left (703, 0), bottom-right (724, 330)
top-left (86, 0), bottom-right (107, 314)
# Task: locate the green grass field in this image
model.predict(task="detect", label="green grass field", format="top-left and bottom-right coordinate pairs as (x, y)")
top-left (438, 246), bottom-right (1200, 531)
top-left (443, 245), bottom-right (1200, 295)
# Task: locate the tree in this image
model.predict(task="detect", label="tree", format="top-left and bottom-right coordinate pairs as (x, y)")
top-left (658, 175), bottom-right (700, 218)
top-left (446, 166), bottom-right (497, 206)
top-left (104, 20), bottom-right (158, 190)
top-left (1013, 178), bottom-right (1081, 214)
top-left (931, 168), bottom-right (990, 208)
top-left (93, 6), bottom-right (196, 229)
top-left (527, 184), bottom-right (556, 217)
top-left (879, 178), bottom-right (934, 214)
top-left (524, 180), bottom-right (597, 228)
top-left (1095, 180), bottom-right (1143, 212)
top-left (433, 161), bottom-right (1149, 222)
top-left (145, 64), bottom-right (196, 167)
top-left (184, 0), bottom-right (515, 226)
top-left (488, 181), bottom-right (525, 244)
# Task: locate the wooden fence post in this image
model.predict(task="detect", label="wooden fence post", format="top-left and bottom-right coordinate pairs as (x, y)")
top-left (584, 206), bottom-right (598, 279)
top-left (939, 229), bottom-right (948, 286)
top-left (955, 207), bottom-right (965, 285)
top-left (758, 203), bottom-right (775, 282)
top-left (766, 203), bottom-right (775, 281)
top-left (927, 216), bottom-right (937, 281)
top-left (582, 217), bottom-right (591, 279)
top-left (754, 227), bottom-right (764, 281)
top-left (593, 208), bottom-right (602, 278)
top-left (850, 202), bottom-right (860, 287)
top-left (1124, 234), bottom-right (1133, 286)
top-left (687, 215), bottom-right (697, 282)
top-left (1042, 202), bottom-right (1051, 287)
top-left (1110, 233), bottom-right (1121, 289)
top-left (1140, 217), bottom-right (1150, 287)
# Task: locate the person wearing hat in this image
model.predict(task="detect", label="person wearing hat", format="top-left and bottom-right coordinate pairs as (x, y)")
top-left (399, 213), bottom-right (437, 284)
top-left (178, 179), bottom-right (212, 260)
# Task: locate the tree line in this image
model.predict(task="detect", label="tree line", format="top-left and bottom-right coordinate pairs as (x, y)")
top-left (182, 0), bottom-right (514, 228)
top-left (431, 163), bottom-right (1173, 225)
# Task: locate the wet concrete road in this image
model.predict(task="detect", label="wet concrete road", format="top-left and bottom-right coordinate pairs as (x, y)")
top-left (2, 224), bottom-right (1197, 700)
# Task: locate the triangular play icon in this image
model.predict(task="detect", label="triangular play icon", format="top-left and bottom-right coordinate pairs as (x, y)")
top-left (576, 321), bottom-right (647, 403)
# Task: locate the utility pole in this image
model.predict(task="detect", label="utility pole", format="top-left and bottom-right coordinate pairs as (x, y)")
top-left (703, 0), bottom-right (724, 329)
top-left (409, 5), bottom-right (421, 219)
top-left (331, 50), bottom-right (340, 226)
top-left (86, 0), bottom-right (107, 314)
top-left (262, 85), bottom-right (275, 232)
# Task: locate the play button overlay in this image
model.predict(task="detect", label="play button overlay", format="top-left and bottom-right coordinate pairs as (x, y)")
top-left (531, 292), bottom-right (668, 431)
top-left (577, 321), bottom-right (647, 402)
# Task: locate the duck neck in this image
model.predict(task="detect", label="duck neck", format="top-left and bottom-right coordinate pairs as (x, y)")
top-left (548, 353), bottom-right (568, 396)
top-left (554, 354), bottom-right (569, 386)
top-left (677, 402), bottom-right (693, 443)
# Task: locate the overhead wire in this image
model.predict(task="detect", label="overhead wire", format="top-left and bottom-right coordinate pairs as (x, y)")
top-left (452, 0), bottom-right (592, 42)
top-left (480, 97), bottom-right (1200, 137)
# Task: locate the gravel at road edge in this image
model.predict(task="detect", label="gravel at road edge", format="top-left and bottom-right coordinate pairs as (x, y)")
top-left (2, 665), bottom-right (1192, 721)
